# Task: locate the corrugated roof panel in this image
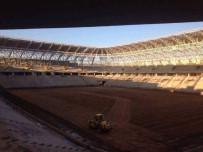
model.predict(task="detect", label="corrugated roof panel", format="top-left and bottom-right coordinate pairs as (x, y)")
top-left (17, 40), bottom-right (31, 49)
top-left (4, 39), bottom-right (18, 47)
top-left (49, 44), bottom-right (62, 51)
top-left (28, 41), bottom-right (42, 49)
top-left (59, 45), bottom-right (70, 51)
top-left (39, 43), bottom-right (52, 50)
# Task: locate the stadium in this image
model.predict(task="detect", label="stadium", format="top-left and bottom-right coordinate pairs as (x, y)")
top-left (0, 28), bottom-right (203, 92)
top-left (0, 27), bottom-right (203, 152)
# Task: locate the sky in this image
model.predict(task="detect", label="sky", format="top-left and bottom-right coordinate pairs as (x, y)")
top-left (0, 22), bottom-right (203, 47)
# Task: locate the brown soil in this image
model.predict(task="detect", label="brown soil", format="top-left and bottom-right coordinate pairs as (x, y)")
top-left (8, 87), bottom-right (203, 152)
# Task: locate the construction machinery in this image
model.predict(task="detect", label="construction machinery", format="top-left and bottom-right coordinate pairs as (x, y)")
top-left (88, 114), bottom-right (112, 132)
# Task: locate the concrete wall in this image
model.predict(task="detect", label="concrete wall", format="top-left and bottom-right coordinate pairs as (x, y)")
top-left (0, 75), bottom-right (87, 89)
top-left (1, 74), bottom-right (203, 94)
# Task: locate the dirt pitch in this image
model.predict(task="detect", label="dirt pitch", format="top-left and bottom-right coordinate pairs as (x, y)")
top-left (9, 87), bottom-right (203, 152)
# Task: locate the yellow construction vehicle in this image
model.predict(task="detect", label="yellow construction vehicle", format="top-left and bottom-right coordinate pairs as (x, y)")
top-left (88, 114), bottom-right (112, 132)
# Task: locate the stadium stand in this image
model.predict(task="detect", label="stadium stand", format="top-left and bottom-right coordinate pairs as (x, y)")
top-left (0, 29), bottom-right (203, 94)
top-left (82, 66), bottom-right (104, 73)
top-left (0, 68), bottom-right (203, 93)
top-left (107, 66), bottom-right (123, 73)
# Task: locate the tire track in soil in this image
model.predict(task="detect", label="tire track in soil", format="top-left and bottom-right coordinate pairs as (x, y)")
top-left (80, 91), bottom-right (131, 123)
top-left (9, 88), bottom-right (173, 152)
top-left (107, 97), bottom-right (131, 124)
top-left (81, 91), bottom-right (169, 152)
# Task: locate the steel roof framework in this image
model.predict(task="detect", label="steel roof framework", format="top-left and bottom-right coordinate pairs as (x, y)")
top-left (0, 29), bottom-right (203, 67)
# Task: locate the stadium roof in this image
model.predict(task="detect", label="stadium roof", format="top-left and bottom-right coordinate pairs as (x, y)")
top-left (0, 28), bottom-right (203, 55)
top-left (0, 28), bottom-right (203, 66)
